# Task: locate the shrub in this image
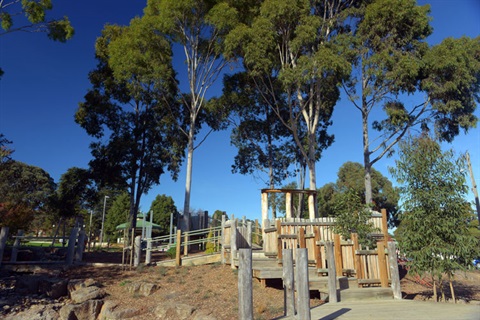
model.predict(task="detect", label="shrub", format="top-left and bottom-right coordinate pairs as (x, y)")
top-left (166, 246), bottom-right (176, 259)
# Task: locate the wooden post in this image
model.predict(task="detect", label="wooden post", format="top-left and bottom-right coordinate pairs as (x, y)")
top-left (314, 227), bottom-right (322, 271)
top-left (221, 215), bottom-right (226, 264)
top-left (388, 241), bottom-right (402, 299)
top-left (0, 227), bottom-right (9, 267)
top-left (134, 235), bottom-right (142, 267)
top-left (175, 230), bottom-right (182, 266)
top-left (286, 192), bottom-right (292, 218)
top-left (10, 229), bottom-right (23, 262)
top-left (377, 240), bottom-right (388, 288)
top-left (326, 241), bottom-right (338, 303)
top-left (66, 227), bottom-right (79, 266)
top-left (308, 193), bottom-right (315, 219)
top-left (246, 221), bottom-right (252, 248)
top-left (351, 233), bottom-right (363, 281)
top-left (238, 248), bottom-right (253, 320)
top-left (334, 234), bottom-right (343, 276)
top-left (261, 192), bottom-right (268, 227)
top-left (298, 227), bottom-right (306, 249)
top-left (255, 219), bottom-right (259, 245)
top-left (74, 230), bottom-right (86, 263)
top-left (146, 238), bottom-right (152, 264)
top-left (231, 218), bottom-right (237, 269)
top-left (282, 249), bottom-right (295, 317)
top-left (381, 209), bottom-right (389, 240)
top-left (276, 219), bottom-right (283, 262)
top-left (296, 248), bottom-right (311, 320)
top-left (184, 232), bottom-right (189, 257)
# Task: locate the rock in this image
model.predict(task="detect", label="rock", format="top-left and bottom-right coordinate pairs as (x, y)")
top-left (98, 300), bottom-right (145, 319)
top-left (154, 302), bottom-right (195, 320)
top-left (4, 304), bottom-right (59, 320)
top-left (125, 281), bottom-right (158, 297)
top-left (70, 286), bottom-right (106, 304)
top-left (192, 311), bottom-right (218, 320)
top-left (15, 275), bottom-right (42, 294)
top-left (68, 278), bottom-right (99, 292)
top-left (39, 278), bottom-right (68, 299)
top-left (59, 299), bottom-right (103, 320)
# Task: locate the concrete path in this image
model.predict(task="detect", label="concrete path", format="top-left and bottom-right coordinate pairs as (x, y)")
top-left (278, 300), bottom-right (480, 320)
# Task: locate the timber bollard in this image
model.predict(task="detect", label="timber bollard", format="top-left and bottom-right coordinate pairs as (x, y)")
top-left (74, 230), bottom-right (86, 263)
top-left (282, 249), bottom-right (295, 317)
top-left (66, 227), bottom-right (79, 266)
top-left (238, 248), bottom-right (253, 320)
top-left (326, 241), bottom-right (338, 303)
top-left (388, 241), bottom-right (402, 299)
top-left (146, 238), bottom-right (152, 264)
top-left (296, 248), bottom-right (311, 320)
top-left (134, 236), bottom-right (142, 267)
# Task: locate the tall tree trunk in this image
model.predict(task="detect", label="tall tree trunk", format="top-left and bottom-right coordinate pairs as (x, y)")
top-left (296, 162), bottom-right (306, 218)
top-left (183, 123), bottom-right (195, 232)
top-left (362, 94), bottom-right (373, 205)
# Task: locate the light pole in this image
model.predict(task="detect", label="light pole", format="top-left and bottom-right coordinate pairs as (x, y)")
top-left (88, 210), bottom-right (93, 251)
top-left (99, 195), bottom-right (109, 248)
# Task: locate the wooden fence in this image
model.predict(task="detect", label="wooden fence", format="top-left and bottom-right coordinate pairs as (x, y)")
top-left (222, 209), bottom-right (397, 288)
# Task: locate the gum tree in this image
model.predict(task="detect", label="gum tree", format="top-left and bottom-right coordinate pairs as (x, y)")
top-left (345, 0), bottom-right (480, 206)
top-left (142, 0), bottom-right (240, 228)
top-left (390, 134), bottom-right (478, 302)
top-left (225, 0), bottom-right (357, 217)
top-left (76, 19), bottom-right (186, 233)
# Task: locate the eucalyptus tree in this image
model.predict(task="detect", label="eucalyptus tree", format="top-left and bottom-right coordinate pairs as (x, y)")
top-left (225, 0), bottom-right (357, 217)
top-left (75, 18), bottom-right (186, 231)
top-left (215, 72), bottom-right (295, 218)
top-left (142, 0), bottom-right (242, 228)
top-left (344, 0), bottom-right (480, 205)
top-left (0, 133), bottom-right (13, 163)
top-left (149, 194), bottom-right (178, 236)
top-left (390, 134), bottom-right (478, 302)
top-left (0, 0), bottom-right (74, 77)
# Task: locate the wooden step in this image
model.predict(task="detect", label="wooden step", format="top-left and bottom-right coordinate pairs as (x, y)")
top-left (339, 287), bottom-right (393, 302)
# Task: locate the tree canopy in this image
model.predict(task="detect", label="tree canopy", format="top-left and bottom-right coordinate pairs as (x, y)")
top-left (149, 194), bottom-right (178, 236)
top-left (344, 0), bottom-right (480, 206)
top-left (0, 160), bottom-right (56, 232)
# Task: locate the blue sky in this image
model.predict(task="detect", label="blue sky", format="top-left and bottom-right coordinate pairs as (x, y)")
top-left (1, 0), bottom-right (479, 222)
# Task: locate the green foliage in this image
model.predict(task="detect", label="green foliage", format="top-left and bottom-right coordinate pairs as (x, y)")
top-left (390, 134), bottom-right (478, 281)
top-left (0, 0), bottom-right (74, 41)
top-left (205, 230), bottom-right (217, 254)
top-left (104, 192), bottom-right (130, 243)
top-left (149, 194), bottom-right (178, 235)
top-left (53, 167), bottom-right (94, 220)
top-left (0, 134), bottom-right (13, 163)
top-left (332, 189), bottom-right (378, 248)
top-left (166, 246), bottom-right (176, 259)
top-left (0, 160), bottom-right (55, 232)
top-left (211, 210), bottom-right (227, 227)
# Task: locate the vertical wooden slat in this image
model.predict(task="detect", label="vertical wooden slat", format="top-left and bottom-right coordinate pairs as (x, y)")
top-left (298, 227), bottom-right (306, 249)
top-left (175, 230), bottom-right (182, 266)
top-left (351, 233), bottom-right (363, 281)
top-left (334, 234), bottom-right (343, 276)
top-left (381, 209), bottom-right (389, 240)
top-left (377, 241), bottom-right (388, 287)
top-left (276, 219), bottom-right (283, 262)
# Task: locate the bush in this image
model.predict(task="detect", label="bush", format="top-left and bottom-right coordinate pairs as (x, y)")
top-left (166, 246), bottom-right (176, 259)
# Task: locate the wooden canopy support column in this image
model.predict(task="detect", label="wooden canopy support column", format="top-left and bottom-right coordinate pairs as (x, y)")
top-left (285, 192), bottom-right (292, 218)
top-left (261, 188), bottom-right (318, 219)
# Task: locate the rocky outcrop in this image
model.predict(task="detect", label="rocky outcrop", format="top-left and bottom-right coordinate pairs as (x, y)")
top-left (125, 281), bottom-right (158, 297)
top-left (154, 302), bottom-right (196, 319)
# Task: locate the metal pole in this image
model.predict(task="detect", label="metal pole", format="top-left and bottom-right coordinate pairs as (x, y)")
top-left (99, 195), bottom-right (109, 248)
top-left (169, 212), bottom-right (173, 245)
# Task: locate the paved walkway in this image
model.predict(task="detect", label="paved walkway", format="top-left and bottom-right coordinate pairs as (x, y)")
top-left (278, 300), bottom-right (480, 319)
